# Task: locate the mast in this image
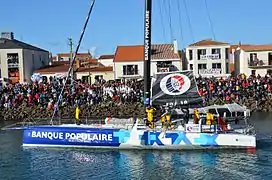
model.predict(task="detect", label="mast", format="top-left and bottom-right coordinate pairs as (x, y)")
top-left (143, 0), bottom-right (152, 106)
top-left (49, 0), bottom-right (96, 125)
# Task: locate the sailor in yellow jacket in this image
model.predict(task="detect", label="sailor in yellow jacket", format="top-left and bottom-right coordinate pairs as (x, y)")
top-left (146, 105), bottom-right (156, 129)
top-left (193, 108), bottom-right (200, 124)
top-left (75, 106), bottom-right (81, 125)
top-left (206, 111), bottom-right (214, 125)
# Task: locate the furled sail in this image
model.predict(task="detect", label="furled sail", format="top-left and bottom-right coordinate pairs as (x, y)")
top-left (151, 71), bottom-right (202, 106)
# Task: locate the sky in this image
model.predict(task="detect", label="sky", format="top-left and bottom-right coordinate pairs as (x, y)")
top-left (0, 0), bottom-right (271, 57)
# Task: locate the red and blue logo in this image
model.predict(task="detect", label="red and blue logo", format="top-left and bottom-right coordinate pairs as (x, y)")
top-left (160, 73), bottom-right (191, 95)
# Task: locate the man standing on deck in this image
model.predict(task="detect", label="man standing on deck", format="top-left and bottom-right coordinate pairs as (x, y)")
top-left (75, 105), bottom-right (81, 125)
top-left (146, 105), bottom-right (156, 129)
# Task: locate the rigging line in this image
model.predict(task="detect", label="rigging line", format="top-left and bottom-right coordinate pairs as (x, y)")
top-left (50, 0), bottom-right (96, 125)
top-left (204, 0), bottom-right (216, 40)
top-left (182, 0), bottom-right (195, 42)
top-left (158, 0), bottom-right (167, 42)
top-left (176, 0), bottom-right (184, 48)
top-left (167, 0), bottom-right (174, 42)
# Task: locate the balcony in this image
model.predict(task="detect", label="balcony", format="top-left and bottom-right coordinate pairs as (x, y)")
top-left (248, 59), bottom-right (272, 69)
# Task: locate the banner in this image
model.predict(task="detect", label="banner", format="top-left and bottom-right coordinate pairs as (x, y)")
top-left (151, 71), bottom-right (202, 106)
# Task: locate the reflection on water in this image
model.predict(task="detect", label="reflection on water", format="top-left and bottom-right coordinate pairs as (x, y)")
top-left (1, 113), bottom-right (272, 180)
top-left (12, 147), bottom-right (272, 180)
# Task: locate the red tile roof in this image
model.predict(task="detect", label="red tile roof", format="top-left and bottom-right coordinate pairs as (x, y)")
top-left (52, 61), bottom-right (69, 66)
top-left (189, 39), bottom-right (229, 47)
top-left (99, 54), bottom-right (114, 59)
top-left (34, 63), bottom-right (112, 74)
top-left (57, 53), bottom-right (91, 57)
top-left (114, 44), bottom-right (180, 62)
top-left (34, 64), bottom-right (69, 74)
top-left (77, 66), bottom-right (113, 72)
top-left (239, 44), bottom-right (272, 52)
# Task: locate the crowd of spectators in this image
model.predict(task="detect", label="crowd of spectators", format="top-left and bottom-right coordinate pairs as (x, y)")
top-left (196, 74), bottom-right (272, 106)
top-left (0, 77), bottom-right (143, 110)
top-left (0, 74), bottom-right (271, 110)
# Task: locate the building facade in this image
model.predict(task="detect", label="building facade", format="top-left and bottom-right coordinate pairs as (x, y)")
top-left (35, 58), bottom-right (114, 83)
top-left (0, 32), bottom-right (49, 83)
top-left (113, 42), bottom-right (181, 79)
top-left (185, 39), bottom-right (231, 77)
top-left (98, 54), bottom-right (114, 67)
top-left (233, 44), bottom-right (272, 76)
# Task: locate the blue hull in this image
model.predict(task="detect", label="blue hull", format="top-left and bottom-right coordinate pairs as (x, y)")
top-left (22, 125), bottom-right (256, 149)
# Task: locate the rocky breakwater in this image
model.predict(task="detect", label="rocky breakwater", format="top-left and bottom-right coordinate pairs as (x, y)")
top-left (0, 98), bottom-right (271, 122)
top-left (0, 102), bottom-right (146, 122)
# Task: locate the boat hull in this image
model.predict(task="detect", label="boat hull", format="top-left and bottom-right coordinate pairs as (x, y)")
top-left (22, 125), bottom-right (256, 150)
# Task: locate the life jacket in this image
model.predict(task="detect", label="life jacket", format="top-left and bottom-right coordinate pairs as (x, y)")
top-left (166, 114), bottom-right (171, 123)
top-left (146, 108), bottom-right (155, 121)
top-left (206, 113), bottom-right (214, 125)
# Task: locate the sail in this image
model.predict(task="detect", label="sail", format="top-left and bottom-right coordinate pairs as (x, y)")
top-left (151, 71), bottom-right (202, 106)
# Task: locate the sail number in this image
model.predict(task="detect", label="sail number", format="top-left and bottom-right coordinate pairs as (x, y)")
top-left (166, 101), bottom-right (188, 106)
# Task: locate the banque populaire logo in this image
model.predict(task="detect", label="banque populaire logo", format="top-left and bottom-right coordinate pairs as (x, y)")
top-left (160, 73), bottom-right (191, 96)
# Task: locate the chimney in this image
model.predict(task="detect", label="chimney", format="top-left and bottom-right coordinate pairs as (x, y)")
top-left (173, 39), bottom-right (178, 54)
top-left (1, 32), bottom-right (14, 40)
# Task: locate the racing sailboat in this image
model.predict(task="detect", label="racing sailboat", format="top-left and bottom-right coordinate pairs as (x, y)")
top-left (20, 0), bottom-right (256, 149)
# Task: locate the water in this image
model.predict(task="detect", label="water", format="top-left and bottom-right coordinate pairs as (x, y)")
top-left (1, 113), bottom-right (272, 180)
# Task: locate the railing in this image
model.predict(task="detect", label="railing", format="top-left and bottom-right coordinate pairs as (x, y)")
top-left (248, 59), bottom-right (272, 67)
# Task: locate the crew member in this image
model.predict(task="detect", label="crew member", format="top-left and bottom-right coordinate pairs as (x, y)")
top-left (193, 108), bottom-right (200, 124)
top-left (160, 110), bottom-right (171, 130)
top-left (206, 110), bottom-right (214, 125)
top-left (75, 105), bottom-right (81, 125)
top-left (146, 105), bottom-right (156, 129)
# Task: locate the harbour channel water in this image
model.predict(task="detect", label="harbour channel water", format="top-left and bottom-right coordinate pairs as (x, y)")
top-left (1, 113), bottom-right (272, 180)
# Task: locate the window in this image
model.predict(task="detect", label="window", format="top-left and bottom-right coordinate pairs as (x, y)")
top-left (123, 65), bottom-right (138, 75)
top-left (250, 53), bottom-right (257, 61)
top-left (189, 50), bottom-right (193, 60)
top-left (197, 49), bottom-right (206, 60)
top-left (7, 53), bottom-right (19, 68)
top-left (251, 70), bottom-right (256, 76)
top-left (249, 53), bottom-right (258, 66)
top-left (198, 64), bottom-right (207, 70)
top-left (212, 48), bottom-right (221, 59)
top-left (226, 62), bottom-right (229, 73)
top-left (225, 48), bottom-right (229, 59)
top-left (190, 64), bottom-right (193, 70)
top-left (212, 63), bottom-right (221, 69)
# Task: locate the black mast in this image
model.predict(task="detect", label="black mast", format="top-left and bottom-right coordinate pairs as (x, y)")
top-left (143, 0), bottom-right (152, 106)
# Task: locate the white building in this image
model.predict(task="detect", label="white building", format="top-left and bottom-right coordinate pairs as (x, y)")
top-left (0, 32), bottom-right (49, 83)
top-left (113, 42), bottom-right (181, 79)
top-left (233, 44), bottom-right (272, 76)
top-left (185, 39), bottom-right (231, 77)
top-left (98, 54), bottom-right (114, 67)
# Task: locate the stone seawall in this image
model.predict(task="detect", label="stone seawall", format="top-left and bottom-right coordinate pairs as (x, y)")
top-left (0, 99), bottom-right (270, 122)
